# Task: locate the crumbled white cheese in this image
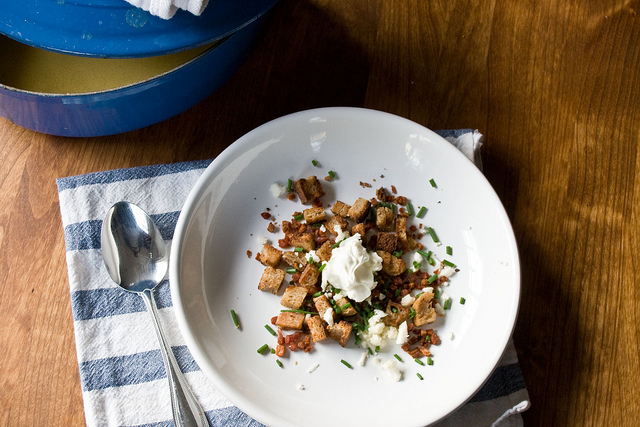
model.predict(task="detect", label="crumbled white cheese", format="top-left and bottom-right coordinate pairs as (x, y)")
top-left (411, 252), bottom-right (424, 271)
top-left (358, 351), bottom-right (369, 366)
top-left (400, 294), bottom-right (415, 307)
top-left (307, 363), bottom-right (319, 373)
top-left (439, 292), bottom-right (451, 307)
top-left (440, 265), bottom-right (456, 278)
top-left (270, 183), bottom-right (285, 197)
top-left (449, 332), bottom-right (455, 341)
top-left (358, 309), bottom-right (399, 349)
top-left (307, 250), bottom-right (321, 264)
top-left (257, 235), bottom-right (268, 245)
top-left (435, 302), bottom-right (446, 316)
top-left (323, 308), bottom-right (334, 326)
top-left (381, 359), bottom-right (403, 382)
top-left (296, 384), bottom-right (305, 390)
top-left (396, 321), bottom-right (408, 345)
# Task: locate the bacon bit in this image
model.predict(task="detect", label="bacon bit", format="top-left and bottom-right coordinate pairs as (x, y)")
top-left (267, 223), bottom-right (275, 233)
top-left (391, 185), bottom-right (397, 194)
top-left (277, 329), bottom-right (285, 345)
top-left (246, 250), bottom-right (252, 258)
top-left (272, 316), bottom-right (279, 326)
top-left (261, 212), bottom-right (271, 219)
top-left (287, 193), bottom-right (297, 201)
top-left (359, 181), bottom-right (372, 188)
top-left (275, 344), bottom-right (285, 357)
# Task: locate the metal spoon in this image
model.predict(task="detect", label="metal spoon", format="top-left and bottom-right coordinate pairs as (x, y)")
top-left (101, 201), bottom-right (208, 427)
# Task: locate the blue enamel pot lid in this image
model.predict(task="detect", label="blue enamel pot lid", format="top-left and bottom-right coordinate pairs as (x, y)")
top-left (0, 0), bottom-right (278, 58)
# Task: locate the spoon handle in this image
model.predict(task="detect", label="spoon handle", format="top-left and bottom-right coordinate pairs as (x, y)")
top-left (141, 289), bottom-right (209, 427)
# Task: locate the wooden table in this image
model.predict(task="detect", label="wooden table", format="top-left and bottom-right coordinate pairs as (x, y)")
top-left (2, 0), bottom-right (639, 425)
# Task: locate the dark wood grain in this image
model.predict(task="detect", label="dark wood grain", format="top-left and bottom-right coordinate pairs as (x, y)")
top-left (2, 0), bottom-right (640, 425)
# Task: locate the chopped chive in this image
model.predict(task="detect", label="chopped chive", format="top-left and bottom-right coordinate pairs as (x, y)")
top-left (332, 239), bottom-right (344, 248)
top-left (293, 213), bottom-right (304, 221)
top-left (230, 309), bottom-right (240, 328)
top-left (312, 291), bottom-right (323, 298)
top-left (264, 324), bottom-right (277, 336)
top-left (460, 297), bottom-right (466, 305)
top-left (294, 246), bottom-right (304, 252)
top-left (414, 358), bottom-right (425, 366)
top-left (406, 202), bottom-right (415, 216)
top-left (434, 289), bottom-right (441, 299)
top-left (312, 159), bottom-right (318, 166)
top-left (285, 267), bottom-right (298, 274)
top-left (409, 307), bottom-right (416, 319)
top-left (368, 347), bottom-right (374, 355)
top-left (427, 227), bottom-right (439, 243)
top-left (394, 289), bottom-right (401, 297)
top-left (286, 178), bottom-right (293, 192)
top-left (271, 348), bottom-right (275, 354)
top-left (281, 309), bottom-right (318, 315)
top-left (427, 274), bottom-right (438, 284)
top-left (375, 345), bottom-right (380, 353)
top-left (413, 261), bottom-right (422, 270)
top-left (340, 359), bottom-right (353, 369)
top-left (371, 302), bottom-right (383, 311)
top-left (341, 302), bottom-right (352, 310)
top-left (417, 249), bottom-right (430, 259)
top-left (392, 250), bottom-right (403, 258)
top-left (318, 263), bottom-right (326, 272)
top-left (442, 259), bottom-right (456, 268)
top-left (425, 334), bottom-right (431, 343)
top-left (328, 170), bottom-right (336, 178)
top-left (429, 178), bottom-right (437, 188)
top-left (391, 305), bottom-right (398, 313)
top-left (444, 299), bottom-right (452, 310)
top-left (276, 359), bottom-right (284, 368)
top-left (446, 246), bottom-right (453, 256)
top-left (394, 354), bottom-right (403, 362)
top-left (416, 206), bottom-right (427, 218)
top-left (426, 357), bottom-right (433, 365)
top-left (416, 373), bottom-right (424, 380)
top-left (257, 344), bottom-right (269, 354)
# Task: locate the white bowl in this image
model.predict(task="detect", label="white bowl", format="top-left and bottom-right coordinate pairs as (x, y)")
top-left (170, 107), bottom-right (520, 427)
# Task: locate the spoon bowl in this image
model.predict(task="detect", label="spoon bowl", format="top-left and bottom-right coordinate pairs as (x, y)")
top-left (101, 201), bottom-right (208, 427)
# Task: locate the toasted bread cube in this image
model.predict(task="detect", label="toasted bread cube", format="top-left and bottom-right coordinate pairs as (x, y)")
top-left (299, 263), bottom-right (320, 288)
top-left (396, 214), bottom-right (417, 250)
top-left (313, 294), bottom-right (334, 321)
top-left (306, 316), bottom-right (327, 342)
top-left (290, 233), bottom-right (316, 251)
top-left (325, 215), bottom-right (348, 236)
top-left (382, 301), bottom-right (411, 327)
top-left (275, 311), bottom-right (305, 330)
top-left (376, 250), bottom-right (407, 276)
top-left (375, 232), bottom-right (397, 252)
top-left (412, 291), bottom-right (437, 326)
top-left (258, 267), bottom-right (286, 294)
top-left (336, 297), bottom-right (357, 316)
top-left (376, 206), bottom-right (395, 231)
top-left (331, 201), bottom-right (351, 217)
top-left (303, 206), bottom-right (326, 223)
top-left (348, 198), bottom-right (371, 223)
top-left (351, 222), bottom-right (366, 237)
top-left (316, 240), bottom-right (333, 262)
top-left (282, 251), bottom-right (308, 270)
top-left (326, 321), bottom-right (352, 347)
top-left (295, 176), bottom-right (326, 204)
top-left (281, 285), bottom-right (308, 309)
top-left (256, 244), bottom-right (283, 267)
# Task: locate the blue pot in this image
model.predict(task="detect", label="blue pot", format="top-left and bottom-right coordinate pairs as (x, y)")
top-left (0, 13), bottom-right (266, 137)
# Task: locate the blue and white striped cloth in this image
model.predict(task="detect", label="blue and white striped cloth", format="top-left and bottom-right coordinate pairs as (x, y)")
top-left (56, 129), bottom-right (530, 427)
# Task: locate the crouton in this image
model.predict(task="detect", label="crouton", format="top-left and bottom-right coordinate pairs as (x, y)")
top-left (376, 206), bottom-right (395, 231)
top-left (376, 250), bottom-right (407, 276)
top-left (375, 232), bottom-right (397, 252)
top-left (315, 240), bottom-right (333, 262)
top-left (255, 244), bottom-right (282, 267)
top-left (299, 263), bottom-right (320, 288)
top-left (348, 197), bottom-right (371, 223)
top-left (306, 316), bottom-right (327, 342)
top-left (281, 285), bottom-right (308, 309)
top-left (303, 206), bottom-right (325, 223)
top-left (313, 294), bottom-right (334, 321)
top-left (351, 222), bottom-right (366, 237)
top-left (396, 214), bottom-right (417, 250)
top-left (258, 267), bottom-right (286, 294)
top-left (289, 232), bottom-right (316, 252)
top-left (282, 251), bottom-right (308, 270)
top-left (326, 321), bottom-right (352, 347)
top-left (412, 291), bottom-right (437, 326)
top-left (382, 301), bottom-right (411, 327)
top-left (275, 311), bottom-right (306, 330)
top-left (295, 176), bottom-right (326, 204)
top-left (325, 215), bottom-right (348, 236)
top-left (331, 201), bottom-right (351, 217)
top-left (335, 297), bottom-right (357, 316)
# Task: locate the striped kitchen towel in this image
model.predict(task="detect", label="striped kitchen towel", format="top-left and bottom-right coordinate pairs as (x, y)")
top-left (56, 129), bottom-right (529, 427)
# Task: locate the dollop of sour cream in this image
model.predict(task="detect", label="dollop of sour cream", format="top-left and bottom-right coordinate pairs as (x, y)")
top-left (321, 233), bottom-right (382, 302)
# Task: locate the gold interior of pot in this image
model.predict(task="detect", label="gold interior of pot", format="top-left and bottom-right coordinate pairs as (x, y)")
top-left (0, 35), bottom-right (215, 94)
